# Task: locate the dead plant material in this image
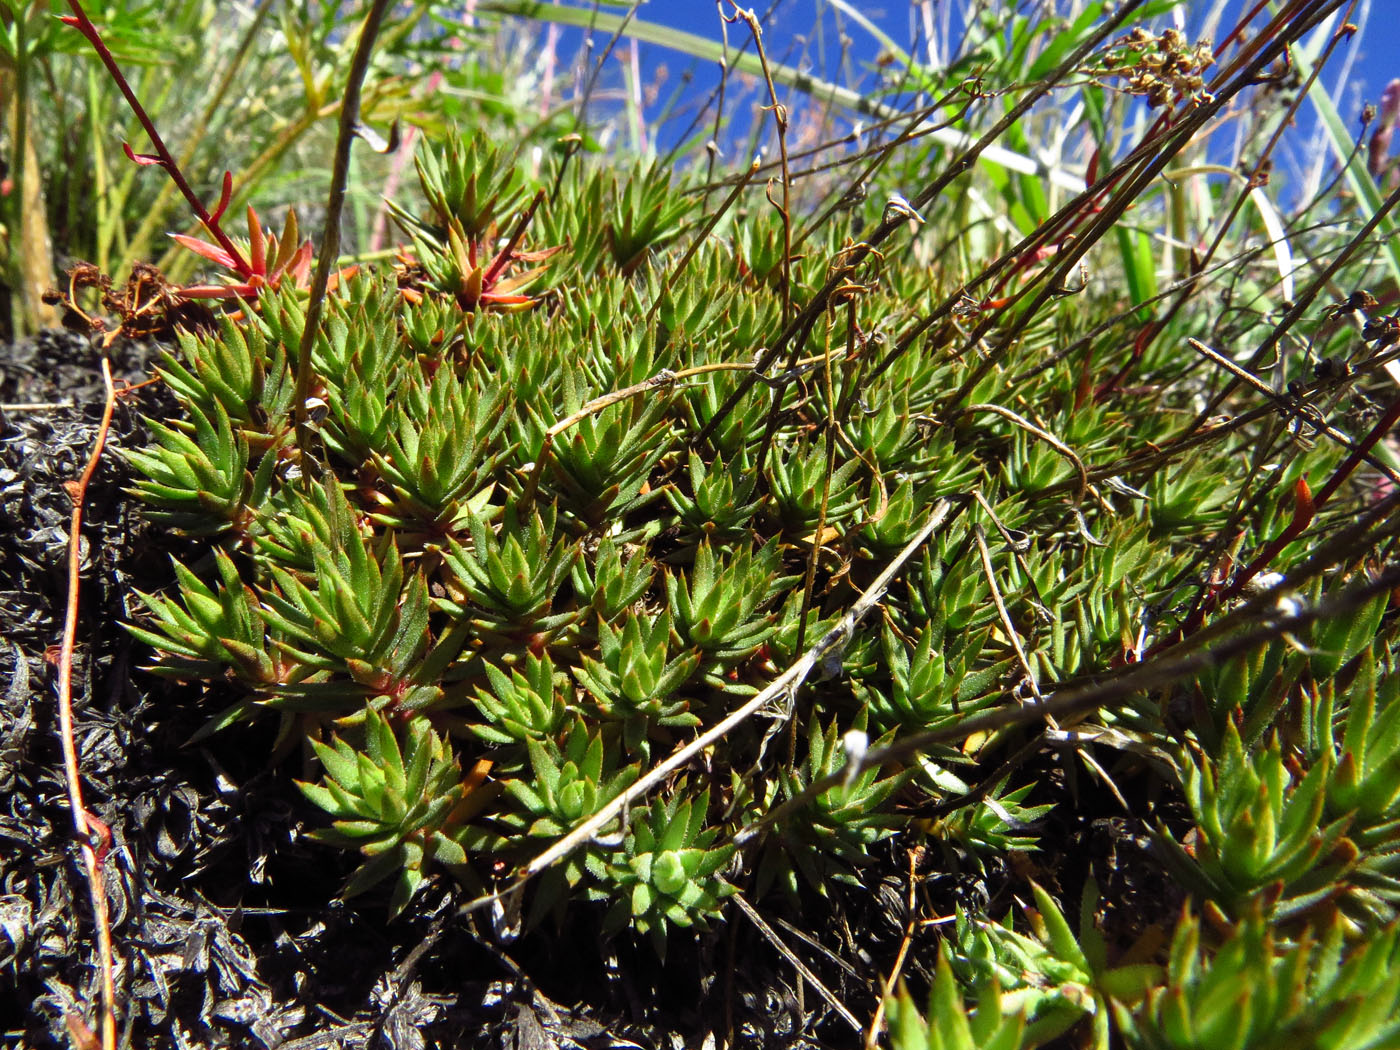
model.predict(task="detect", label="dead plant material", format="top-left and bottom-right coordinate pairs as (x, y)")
top-left (42, 262), bottom-right (216, 347)
top-left (55, 356), bottom-right (121, 1050)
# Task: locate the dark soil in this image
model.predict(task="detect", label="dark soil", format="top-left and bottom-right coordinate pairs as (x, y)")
top-left (0, 330), bottom-right (1182, 1049)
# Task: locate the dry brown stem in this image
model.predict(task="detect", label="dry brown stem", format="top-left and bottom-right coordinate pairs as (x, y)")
top-left (56, 357), bottom-right (120, 1050)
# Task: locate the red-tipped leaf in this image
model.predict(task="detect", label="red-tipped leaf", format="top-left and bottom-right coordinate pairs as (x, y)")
top-left (177, 282), bottom-right (255, 300)
top-left (123, 142), bottom-right (165, 168)
top-left (247, 205), bottom-right (266, 276)
top-left (271, 209), bottom-right (301, 276)
top-left (208, 171), bottom-right (234, 225)
top-left (170, 233), bottom-right (236, 269)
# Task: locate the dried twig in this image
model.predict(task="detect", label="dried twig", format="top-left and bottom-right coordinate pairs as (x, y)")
top-left (56, 357), bottom-right (120, 1050)
top-left (732, 891), bottom-right (861, 1032)
top-left (1, 401), bottom-right (74, 412)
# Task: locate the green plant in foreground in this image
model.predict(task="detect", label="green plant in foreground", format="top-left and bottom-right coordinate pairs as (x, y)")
top-left (607, 160), bottom-right (694, 273)
top-left (438, 504), bottom-right (580, 647)
top-left (863, 622), bottom-right (996, 733)
top-left (491, 718), bottom-right (640, 926)
top-left (1119, 907), bottom-right (1400, 1050)
top-left (1300, 640), bottom-right (1400, 920)
top-left (297, 709), bottom-right (496, 917)
top-left (391, 127), bottom-right (557, 313)
top-left (756, 713), bottom-right (910, 898)
top-left (591, 786), bottom-right (735, 957)
top-left (122, 397), bottom-right (270, 536)
top-left (127, 550), bottom-right (275, 684)
top-left (573, 610), bottom-right (702, 757)
top-left (665, 450), bottom-right (762, 546)
top-left (463, 651), bottom-right (567, 746)
top-left (946, 879), bottom-right (1164, 1050)
top-left (919, 776), bottom-right (1054, 861)
top-left (92, 2), bottom-right (1400, 1036)
top-left (365, 354), bottom-right (510, 532)
top-left (401, 134), bottom-right (528, 241)
top-left (1157, 722), bottom-right (1358, 920)
top-left (501, 719), bottom-right (641, 845)
top-left (1322, 646), bottom-right (1400, 850)
top-left (666, 538), bottom-right (784, 682)
top-left (570, 535), bottom-right (654, 622)
top-left (887, 952), bottom-right (1030, 1050)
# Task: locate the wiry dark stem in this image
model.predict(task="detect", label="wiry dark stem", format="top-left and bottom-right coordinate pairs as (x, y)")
top-left (293, 0), bottom-right (396, 449)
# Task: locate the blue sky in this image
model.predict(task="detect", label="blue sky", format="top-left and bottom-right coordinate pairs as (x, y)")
top-left (560, 1), bottom-right (1400, 192)
top-left (641, 1), bottom-right (1397, 106)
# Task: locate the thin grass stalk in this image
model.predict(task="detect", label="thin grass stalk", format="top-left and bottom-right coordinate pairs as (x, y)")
top-left (794, 299), bottom-right (849, 661)
top-left (701, 1), bottom-right (733, 200)
top-left (933, 4), bottom-right (1342, 413)
top-left (488, 0), bottom-right (1092, 195)
top-left (86, 66), bottom-right (113, 273)
top-left (722, 4), bottom-right (793, 320)
top-left (1108, 0), bottom-right (1357, 395)
top-left (572, 0), bottom-right (640, 145)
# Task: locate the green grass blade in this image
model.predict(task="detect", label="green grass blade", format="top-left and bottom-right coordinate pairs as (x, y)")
top-left (1283, 8), bottom-right (1400, 290)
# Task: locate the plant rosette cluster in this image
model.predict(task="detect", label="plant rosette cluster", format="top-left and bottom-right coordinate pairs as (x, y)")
top-left (118, 108), bottom-right (1400, 1043)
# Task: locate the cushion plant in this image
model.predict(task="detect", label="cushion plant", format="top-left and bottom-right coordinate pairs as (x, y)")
top-left (47, 0), bottom-right (1400, 1045)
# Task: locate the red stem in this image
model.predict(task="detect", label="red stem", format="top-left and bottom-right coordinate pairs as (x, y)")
top-left (1216, 0), bottom-right (1273, 54)
top-left (1311, 392), bottom-right (1400, 508)
top-left (481, 190), bottom-right (546, 287)
top-left (61, 1), bottom-right (251, 278)
top-left (57, 358), bottom-right (121, 1050)
top-left (1220, 477), bottom-right (1316, 602)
